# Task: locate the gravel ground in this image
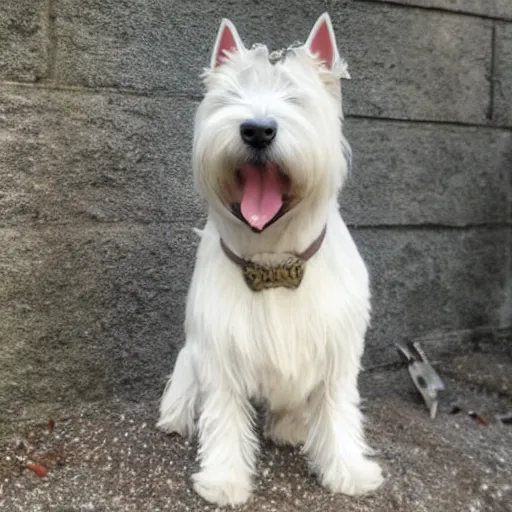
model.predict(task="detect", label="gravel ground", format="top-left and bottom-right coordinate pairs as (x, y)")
top-left (1, 352), bottom-right (511, 512)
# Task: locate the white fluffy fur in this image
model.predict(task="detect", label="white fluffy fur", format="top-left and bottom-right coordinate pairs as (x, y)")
top-left (158, 13), bottom-right (383, 507)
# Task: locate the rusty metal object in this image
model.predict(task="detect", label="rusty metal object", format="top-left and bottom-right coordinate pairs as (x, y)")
top-left (396, 342), bottom-right (445, 419)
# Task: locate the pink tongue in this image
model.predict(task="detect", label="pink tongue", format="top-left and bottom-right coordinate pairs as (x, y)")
top-left (240, 163), bottom-right (284, 231)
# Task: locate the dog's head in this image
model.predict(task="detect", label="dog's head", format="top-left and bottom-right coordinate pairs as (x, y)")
top-left (193, 13), bottom-right (351, 233)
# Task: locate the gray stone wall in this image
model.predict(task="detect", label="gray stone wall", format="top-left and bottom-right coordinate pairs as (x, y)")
top-left (1, 0), bottom-right (511, 425)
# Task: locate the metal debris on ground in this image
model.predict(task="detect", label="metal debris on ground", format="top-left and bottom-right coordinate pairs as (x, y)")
top-left (497, 412), bottom-right (512, 425)
top-left (450, 404), bottom-right (490, 426)
top-left (468, 411), bottom-right (490, 426)
top-left (449, 405), bottom-right (462, 415)
top-left (396, 341), bottom-right (445, 419)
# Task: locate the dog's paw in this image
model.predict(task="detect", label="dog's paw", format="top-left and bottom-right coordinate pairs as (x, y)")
top-left (320, 458), bottom-right (383, 496)
top-left (192, 471), bottom-right (251, 507)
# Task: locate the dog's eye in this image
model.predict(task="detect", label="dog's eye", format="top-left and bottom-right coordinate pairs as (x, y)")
top-left (286, 95), bottom-right (302, 106)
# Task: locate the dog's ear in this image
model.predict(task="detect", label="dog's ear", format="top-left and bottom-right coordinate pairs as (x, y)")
top-left (305, 12), bottom-right (347, 76)
top-left (211, 18), bottom-right (245, 68)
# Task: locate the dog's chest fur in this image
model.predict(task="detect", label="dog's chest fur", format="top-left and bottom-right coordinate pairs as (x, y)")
top-left (186, 211), bottom-right (370, 410)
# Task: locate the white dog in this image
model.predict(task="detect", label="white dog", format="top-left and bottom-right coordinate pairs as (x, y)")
top-left (158, 12), bottom-right (383, 507)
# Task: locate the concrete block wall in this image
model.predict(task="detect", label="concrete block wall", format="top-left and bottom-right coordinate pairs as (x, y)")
top-left (1, 0), bottom-right (511, 426)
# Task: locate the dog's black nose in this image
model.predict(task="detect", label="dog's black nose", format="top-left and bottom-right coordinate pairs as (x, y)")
top-left (240, 119), bottom-right (277, 149)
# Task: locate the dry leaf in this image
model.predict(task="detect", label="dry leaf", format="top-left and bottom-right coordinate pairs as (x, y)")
top-left (26, 462), bottom-right (49, 477)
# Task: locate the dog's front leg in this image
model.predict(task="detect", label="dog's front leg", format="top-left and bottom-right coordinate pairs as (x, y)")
top-left (303, 377), bottom-right (383, 496)
top-left (157, 346), bottom-right (198, 437)
top-left (192, 382), bottom-right (258, 507)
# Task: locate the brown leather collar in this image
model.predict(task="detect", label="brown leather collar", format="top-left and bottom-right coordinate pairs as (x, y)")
top-left (219, 226), bottom-right (327, 291)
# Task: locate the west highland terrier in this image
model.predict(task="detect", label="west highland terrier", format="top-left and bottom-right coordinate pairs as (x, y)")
top-left (158, 12), bottom-right (383, 506)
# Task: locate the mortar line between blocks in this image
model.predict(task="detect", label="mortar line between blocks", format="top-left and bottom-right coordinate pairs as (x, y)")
top-left (45, 0), bottom-right (57, 80)
top-left (488, 22), bottom-right (497, 121)
top-left (0, 80), bottom-right (203, 101)
top-left (355, 0), bottom-right (512, 22)
top-left (347, 222), bottom-right (511, 231)
top-left (0, 221), bottom-right (509, 234)
top-left (345, 115), bottom-right (512, 132)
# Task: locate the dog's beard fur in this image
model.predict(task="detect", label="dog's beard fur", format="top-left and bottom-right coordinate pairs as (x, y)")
top-left (158, 13), bottom-right (383, 507)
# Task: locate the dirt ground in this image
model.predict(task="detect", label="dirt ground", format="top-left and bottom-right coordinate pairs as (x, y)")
top-left (1, 352), bottom-right (511, 512)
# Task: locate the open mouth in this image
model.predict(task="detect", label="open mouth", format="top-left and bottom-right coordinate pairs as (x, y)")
top-left (229, 162), bottom-right (291, 232)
